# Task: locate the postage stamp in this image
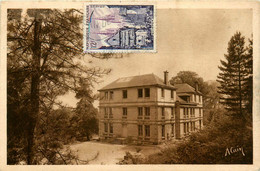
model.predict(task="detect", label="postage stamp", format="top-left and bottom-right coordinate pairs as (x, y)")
top-left (84, 5), bottom-right (155, 53)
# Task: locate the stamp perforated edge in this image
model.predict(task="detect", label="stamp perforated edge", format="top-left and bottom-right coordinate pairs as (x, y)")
top-left (83, 2), bottom-right (157, 53)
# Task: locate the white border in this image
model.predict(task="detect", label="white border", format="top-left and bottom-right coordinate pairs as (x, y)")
top-left (0, 1), bottom-right (259, 171)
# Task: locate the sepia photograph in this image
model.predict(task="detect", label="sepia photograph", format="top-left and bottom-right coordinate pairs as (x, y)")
top-left (1, 1), bottom-right (259, 170)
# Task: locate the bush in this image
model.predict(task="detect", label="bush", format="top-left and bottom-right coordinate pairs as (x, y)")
top-left (144, 110), bottom-right (252, 164)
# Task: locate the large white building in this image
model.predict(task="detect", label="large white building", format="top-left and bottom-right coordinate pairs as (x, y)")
top-left (98, 71), bottom-right (203, 144)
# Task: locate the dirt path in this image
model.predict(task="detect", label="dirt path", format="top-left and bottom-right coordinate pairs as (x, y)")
top-left (69, 141), bottom-right (161, 164)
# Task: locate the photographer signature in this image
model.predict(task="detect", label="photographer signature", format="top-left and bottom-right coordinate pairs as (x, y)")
top-left (225, 146), bottom-right (245, 157)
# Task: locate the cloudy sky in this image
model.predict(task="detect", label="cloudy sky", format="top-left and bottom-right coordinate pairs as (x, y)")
top-left (61, 9), bottom-right (252, 107)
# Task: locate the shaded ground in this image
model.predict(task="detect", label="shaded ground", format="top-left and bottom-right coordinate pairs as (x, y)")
top-left (69, 141), bottom-right (162, 164)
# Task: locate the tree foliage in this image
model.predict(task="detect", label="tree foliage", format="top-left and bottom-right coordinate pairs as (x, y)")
top-left (145, 109), bottom-right (252, 164)
top-left (7, 8), bottom-right (113, 164)
top-left (217, 32), bottom-right (252, 123)
top-left (73, 78), bottom-right (99, 141)
top-left (170, 71), bottom-right (221, 124)
top-left (143, 32), bottom-right (253, 164)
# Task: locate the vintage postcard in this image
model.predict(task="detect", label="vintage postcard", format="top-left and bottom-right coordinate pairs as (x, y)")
top-left (0, 0), bottom-right (259, 171)
top-left (84, 4), bottom-right (155, 53)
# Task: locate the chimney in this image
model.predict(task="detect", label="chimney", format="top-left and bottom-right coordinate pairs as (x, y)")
top-left (164, 71), bottom-right (169, 85)
top-left (195, 81), bottom-right (199, 92)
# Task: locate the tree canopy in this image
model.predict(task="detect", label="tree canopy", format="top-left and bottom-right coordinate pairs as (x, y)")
top-left (217, 32), bottom-right (253, 123)
top-left (7, 8), bottom-right (114, 164)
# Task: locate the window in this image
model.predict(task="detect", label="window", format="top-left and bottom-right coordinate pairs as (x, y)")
top-left (184, 123), bottom-right (186, 134)
top-left (192, 122), bottom-right (195, 131)
top-left (104, 123), bottom-right (108, 132)
top-left (171, 107), bottom-right (174, 118)
top-left (172, 124), bottom-right (175, 136)
top-left (145, 125), bottom-right (150, 137)
top-left (109, 108), bottom-right (113, 118)
top-left (123, 107), bottom-right (127, 118)
top-left (105, 92), bottom-right (108, 100)
top-left (145, 107), bottom-right (150, 118)
top-left (187, 122), bottom-right (189, 133)
top-left (199, 108), bottom-right (202, 116)
top-left (138, 125), bottom-right (143, 136)
top-left (110, 91), bottom-right (114, 99)
top-left (145, 88), bottom-right (150, 97)
top-left (104, 108), bottom-right (108, 118)
top-left (187, 96), bottom-right (190, 102)
top-left (199, 120), bottom-right (202, 129)
top-left (162, 125), bottom-right (165, 138)
top-left (199, 96), bottom-right (201, 102)
top-left (183, 108), bottom-right (186, 118)
top-left (122, 90), bottom-right (127, 99)
top-left (171, 90), bottom-right (174, 99)
top-left (161, 107), bottom-right (165, 119)
top-left (109, 123), bottom-right (113, 133)
top-left (138, 107), bottom-right (143, 116)
top-left (161, 88), bottom-right (164, 97)
top-left (138, 89), bottom-right (143, 98)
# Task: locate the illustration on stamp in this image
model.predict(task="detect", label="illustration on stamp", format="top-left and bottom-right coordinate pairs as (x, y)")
top-left (84, 5), bottom-right (155, 52)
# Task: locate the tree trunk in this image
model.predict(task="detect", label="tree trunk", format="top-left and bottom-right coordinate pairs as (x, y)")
top-left (27, 19), bottom-right (41, 164)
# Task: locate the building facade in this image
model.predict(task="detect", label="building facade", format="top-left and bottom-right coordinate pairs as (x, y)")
top-left (98, 71), bottom-right (203, 144)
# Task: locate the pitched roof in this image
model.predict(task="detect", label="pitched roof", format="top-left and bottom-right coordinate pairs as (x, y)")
top-left (99, 73), bottom-right (176, 91)
top-left (174, 83), bottom-right (202, 95)
top-left (176, 95), bottom-right (198, 105)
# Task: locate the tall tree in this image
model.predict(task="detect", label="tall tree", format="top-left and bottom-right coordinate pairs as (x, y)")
top-left (217, 32), bottom-right (252, 122)
top-left (73, 78), bottom-right (99, 141)
top-left (7, 9), bottom-right (111, 164)
top-left (242, 37), bottom-right (253, 124)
